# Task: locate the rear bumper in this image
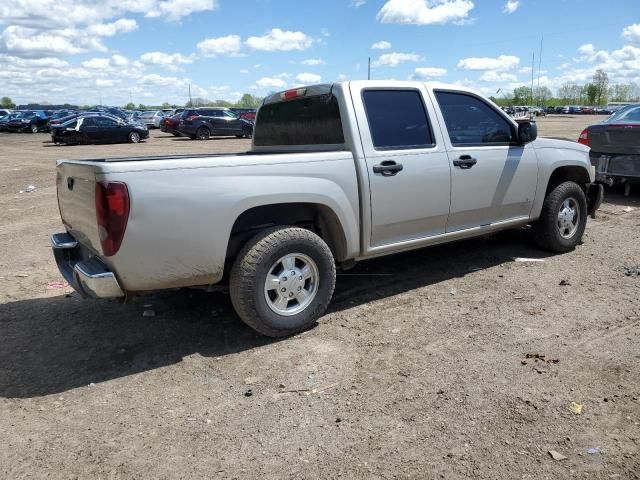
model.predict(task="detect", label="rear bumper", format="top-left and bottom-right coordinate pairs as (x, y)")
top-left (591, 152), bottom-right (640, 184)
top-left (51, 232), bottom-right (124, 298)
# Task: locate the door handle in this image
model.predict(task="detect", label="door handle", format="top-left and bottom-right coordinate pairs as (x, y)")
top-left (373, 160), bottom-right (403, 177)
top-left (453, 155), bottom-right (477, 169)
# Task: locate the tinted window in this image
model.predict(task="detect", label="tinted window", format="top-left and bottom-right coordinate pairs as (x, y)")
top-left (82, 117), bottom-right (96, 126)
top-left (435, 91), bottom-right (514, 146)
top-left (254, 94), bottom-right (344, 146)
top-left (96, 117), bottom-right (118, 126)
top-left (362, 90), bottom-right (434, 149)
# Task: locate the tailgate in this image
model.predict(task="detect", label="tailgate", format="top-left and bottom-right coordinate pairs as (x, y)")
top-left (56, 162), bottom-right (102, 254)
top-left (589, 124), bottom-right (640, 155)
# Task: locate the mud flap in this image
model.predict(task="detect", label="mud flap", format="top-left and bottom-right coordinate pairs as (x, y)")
top-left (587, 183), bottom-right (604, 218)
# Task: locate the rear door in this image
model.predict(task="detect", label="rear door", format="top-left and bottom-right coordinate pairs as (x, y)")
top-left (432, 90), bottom-right (538, 232)
top-left (350, 82), bottom-right (451, 247)
top-left (80, 117), bottom-right (100, 142)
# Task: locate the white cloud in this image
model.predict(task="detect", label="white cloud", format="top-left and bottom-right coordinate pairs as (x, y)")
top-left (302, 58), bottom-right (325, 65)
top-left (351, 0), bottom-right (366, 7)
top-left (412, 66), bottom-right (447, 79)
top-left (0, 25), bottom-right (107, 57)
top-left (578, 43), bottom-right (595, 55)
top-left (83, 57), bottom-right (111, 69)
top-left (240, 69), bottom-right (249, 74)
top-left (479, 70), bottom-right (518, 82)
top-left (86, 18), bottom-right (138, 36)
top-left (372, 52), bottom-right (422, 67)
top-left (255, 76), bottom-right (288, 89)
top-left (622, 24), bottom-right (640, 45)
top-left (457, 55), bottom-right (520, 70)
top-left (246, 28), bottom-right (313, 51)
top-left (145, 0), bottom-right (218, 22)
top-left (503, 0), bottom-right (519, 14)
top-left (377, 0), bottom-right (474, 25)
top-left (196, 35), bottom-right (242, 57)
top-left (371, 40), bottom-right (392, 50)
top-left (295, 73), bottom-right (322, 84)
top-left (140, 51), bottom-right (193, 71)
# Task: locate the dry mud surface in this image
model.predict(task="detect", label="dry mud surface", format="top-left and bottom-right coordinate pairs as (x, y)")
top-left (0, 116), bottom-right (638, 479)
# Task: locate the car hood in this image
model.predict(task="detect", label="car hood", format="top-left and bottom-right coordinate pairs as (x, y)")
top-left (535, 136), bottom-right (589, 154)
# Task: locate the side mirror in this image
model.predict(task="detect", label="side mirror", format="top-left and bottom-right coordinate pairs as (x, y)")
top-left (517, 121), bottom-right (537, 144)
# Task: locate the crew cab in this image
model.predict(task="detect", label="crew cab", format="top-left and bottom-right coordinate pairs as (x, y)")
top-left (52, 81), bottom-right (603, 337)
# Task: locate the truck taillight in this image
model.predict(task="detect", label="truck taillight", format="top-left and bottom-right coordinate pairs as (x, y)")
top-left (95, 181), bottom-right (130, 257)
top-left (280, 88), bottom-right (307, 101)
top-left (578, 128), bottom-right (590, 147)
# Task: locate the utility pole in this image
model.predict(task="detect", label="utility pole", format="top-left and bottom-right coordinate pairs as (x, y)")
top-left (188, 84), bottom-right (192, 106)
top-left (530, 52), bottom-right (535, 106)
top-left (367, 57), bottom-right (371, 80)
top-left (537, 37), bottom-right (543, 105)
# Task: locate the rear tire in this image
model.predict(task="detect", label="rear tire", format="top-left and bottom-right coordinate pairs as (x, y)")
top-left (533, 181), bottom-right (587, 252)
top-left (196, 127), bottom-right (210, 140)
top-left (31, 125), bottom-right (38, 134)
top-left (230, 227), bottom-right (336, 337)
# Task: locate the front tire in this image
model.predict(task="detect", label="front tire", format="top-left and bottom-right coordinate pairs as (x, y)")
top-left (230, 227), bottom-right (336, 337)
top-left (533, 181), bottom-right (587, 252)
top-left (31, 125), bottom-right (38, 133)
top-left (129, 131), bottom-right (141, 143)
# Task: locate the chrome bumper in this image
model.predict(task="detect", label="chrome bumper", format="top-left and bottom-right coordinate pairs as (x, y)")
top-left (51, 233), bottom-right (124, 298)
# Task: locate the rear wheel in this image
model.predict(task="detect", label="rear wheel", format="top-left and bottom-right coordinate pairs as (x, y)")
top-left (230, 227), bottom-right (336, 337)
top-left (242, 125), bottom-right (253, 139)
top-left (196, 127), bottom-right (210, 140)
top-left (31, 125), bottom-right (38, 134)
top-left (128, 131), bottom-right (141, 143)
top-left (533, 181), bottom-right (587, 252)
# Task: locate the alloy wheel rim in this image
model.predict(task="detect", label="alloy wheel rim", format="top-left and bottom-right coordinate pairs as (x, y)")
top-left (263, 253), bottom-right (319, 316)
top-left (131, 132), bottom-right (140, 143)
top-left (557, 197), bottom-right (580, 239)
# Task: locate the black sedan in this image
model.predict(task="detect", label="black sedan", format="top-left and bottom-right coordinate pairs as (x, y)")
top-left (54, 115), bottom-right (149, 145)
top-left (178, 107), bottom-right (253, 140)
top-left (6, 110), bottom-right (51, 133)
top-left (580, 103), bottom-right (640, 194)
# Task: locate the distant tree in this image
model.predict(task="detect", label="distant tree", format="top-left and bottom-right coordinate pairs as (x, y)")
top-left (585, 84), bottom-right (598, 105)
top-left (1, 96), bottom-right (15, 108)
top-left (237, 93), bottom-right (263, 108)
top-left (533, 86), bottom-right (552, 105)
top-left (124, 102), bottom-right (135, 110)
top-left (593, 69), bottom-right (609, 105)
top-left (137, 103), bottom-right (147, 110)
top-left (161, 102), bottom-right (171, 109)
top-left (512, 86), bottom-right (530, 104)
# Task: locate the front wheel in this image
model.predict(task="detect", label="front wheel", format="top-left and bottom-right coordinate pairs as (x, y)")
top-left (533, 181), bottom-right (587, 252)
top-left (31, 125), bottom-right (38, 133)
top-left (129, 131), bottom-right (141, 143)
top-left (230, 227), bottom-right (336, 337)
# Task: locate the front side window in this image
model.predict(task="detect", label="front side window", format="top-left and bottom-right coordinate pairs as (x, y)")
top-left (362, 90), bottom-right (434, 150)
top-left (96, 117), bottom-right (118, 126)
top-left (435, 91), bottom-right (515, 146)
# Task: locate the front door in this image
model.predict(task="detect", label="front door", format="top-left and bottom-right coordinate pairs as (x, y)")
top-left (432, 90), bottom-right (539, 232)
top-left (350, 82), bottom-right (452, 247)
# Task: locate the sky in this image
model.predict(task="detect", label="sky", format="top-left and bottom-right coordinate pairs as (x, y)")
top-left (0, 0), bottom-right (639, 106)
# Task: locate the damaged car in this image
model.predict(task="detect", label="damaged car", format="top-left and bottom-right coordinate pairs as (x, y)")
top-left (53, 114), bottom-right (149, 145)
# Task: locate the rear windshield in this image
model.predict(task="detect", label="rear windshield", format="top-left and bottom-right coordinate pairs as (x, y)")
top-left (254, 94), bottom-right (344, 147)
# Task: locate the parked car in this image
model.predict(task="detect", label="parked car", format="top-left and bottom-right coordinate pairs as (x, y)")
top-left (230, 108), bottom-right (257, 121)
top-left (160, 110), bottom-right (196, 136)
top-left (568, 106), bottom-right (582, 114)
top-left (580, 106), bottom-right (595, 115)
top-left (138, 110), bottom-right (166, 128)
top-left (0, 109), bottom-right (12, 117)
top-left (87, 106), bottom-right (128, 120)
top-left (594, 107), bottom-right (612, 115)
top-left (545, 106), bottom-right (557, 114)
top-left (0, 112), bottom-right (20, 131)
top-left (52, 81), bottom-right (602, 338)
top-left (555, 106), bottom-right (566, 114)
top-left (178, 107), bottom-right (253, 140)
top-left (5, 110), bottom-right (51, 133)
top-left (580, 103), bottom-right (640, 195)
top-left (55, 114), bottom-right (149, 145)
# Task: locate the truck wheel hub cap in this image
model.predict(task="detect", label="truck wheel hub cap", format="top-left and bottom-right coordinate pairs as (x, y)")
top-left (557, 198), bottom-right (579, 239)
top-left (264, 253), bottom-right (319, 316)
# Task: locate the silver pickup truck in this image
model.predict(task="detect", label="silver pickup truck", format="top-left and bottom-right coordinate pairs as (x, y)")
top-left (52, 81), bottom-right (603, 337)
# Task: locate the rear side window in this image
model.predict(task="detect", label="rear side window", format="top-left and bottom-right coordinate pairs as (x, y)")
top-left (435, 91), bottom-right (515, 146)
top-left (362, 90), bottom-right (434, 150)
top-left (254, 94), bottom-right (344, 146)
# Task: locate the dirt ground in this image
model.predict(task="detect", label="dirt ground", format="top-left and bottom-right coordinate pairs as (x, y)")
top-left (1, 116), bottom-right (638, 479)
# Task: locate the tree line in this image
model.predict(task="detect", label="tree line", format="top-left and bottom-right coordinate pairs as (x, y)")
top-left (491, 69), bottom-right (640, 107)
